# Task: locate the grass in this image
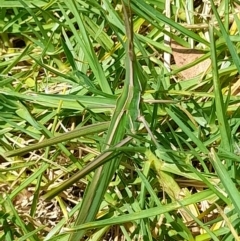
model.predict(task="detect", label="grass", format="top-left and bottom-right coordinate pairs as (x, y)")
top-left (1, 0), bottom-right (240, 240)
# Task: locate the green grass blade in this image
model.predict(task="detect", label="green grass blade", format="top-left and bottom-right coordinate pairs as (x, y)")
top-left (4, 122), bottom-right (109, 157)
top-left (4, 195), bottom-right (38, 241)
top-left (209, 0), bottom-right (240, 73)
top-left (131, 0), bottom-right (209, 46)
top-left (209, 25), bottom-right (234, 176)
top-left (59, 0), bottom-right (112, 94)
top-left (166, 107), bottom-right (208, 153)
top-left (210, 148), bottom-right (240, 216)
top-left (42, 137), bottom-right (131, 200)
top-left (64, 189), bottom-right (214, 232)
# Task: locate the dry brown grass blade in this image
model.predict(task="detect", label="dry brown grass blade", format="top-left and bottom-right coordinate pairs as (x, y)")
top-left (171, 40), bottom-right (211, 79)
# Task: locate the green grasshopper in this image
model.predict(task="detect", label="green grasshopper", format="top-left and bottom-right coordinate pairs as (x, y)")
top-left (44, 1), bottom-right (146, 240)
